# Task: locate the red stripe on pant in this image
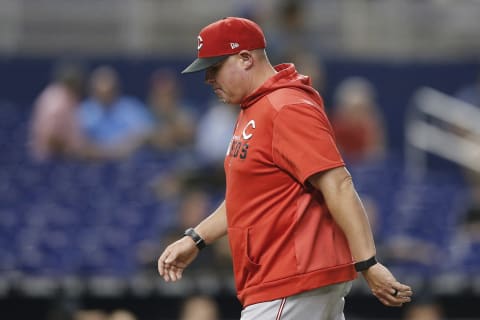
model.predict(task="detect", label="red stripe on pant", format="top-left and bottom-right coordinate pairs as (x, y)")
top-left (275, 298), bottom-right (286, 320)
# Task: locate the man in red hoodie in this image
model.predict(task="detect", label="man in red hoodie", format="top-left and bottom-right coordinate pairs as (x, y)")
top-left (158, 17), bottom-right (413, 319)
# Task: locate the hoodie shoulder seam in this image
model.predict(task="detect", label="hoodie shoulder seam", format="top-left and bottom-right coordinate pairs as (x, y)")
top-left (266, 87), bottom-right (319, 113)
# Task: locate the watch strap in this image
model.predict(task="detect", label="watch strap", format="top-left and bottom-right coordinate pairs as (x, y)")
top-left (184, 228), bottom-right (206, 250)
top-left (354, 256), bottom-right (378, 272)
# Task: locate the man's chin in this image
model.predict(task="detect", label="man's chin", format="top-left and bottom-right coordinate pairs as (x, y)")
top-left (215, 95), bottom-right (228, 104)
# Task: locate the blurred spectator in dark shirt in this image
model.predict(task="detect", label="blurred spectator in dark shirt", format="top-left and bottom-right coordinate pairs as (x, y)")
top-left (448, 185), bottom-right (480, 273)
top-left (265, 0), bottom-right (312, 63)
top-left (137, 187), bottom-right (232, 277)
top-left (330, 76), bottom-right (387, 164)
top-left (146, 68), bottom-right (196, 153)
top-left (151, 98), bottom-right (238, 199)
top-left (183, 99), bottom-right (238, 192)
top-left (77, 65), bottom-right (154, 160)
top-left (460, 192), bottom-right (480, 242)
top-left (171, 190), bottom-right (232, 274)
top-left (29, 62), bottom-right (88, 162)
top-left (138, 189), bottom-right (213, 273)
top-left (169, 189), bottom-right (212, 239)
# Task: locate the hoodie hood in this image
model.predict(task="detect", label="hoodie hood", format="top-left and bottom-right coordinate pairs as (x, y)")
top-left (240, 63), bottom-right (323, 109)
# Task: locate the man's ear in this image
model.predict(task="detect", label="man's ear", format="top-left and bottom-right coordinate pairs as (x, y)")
top-left (238, 50), bottom-right (254, 70)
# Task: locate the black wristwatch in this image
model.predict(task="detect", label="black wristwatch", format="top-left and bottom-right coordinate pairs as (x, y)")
top-left (354, 256), bottom-right (378, 272)
top-left (184, 228), bottom-right (206, 250)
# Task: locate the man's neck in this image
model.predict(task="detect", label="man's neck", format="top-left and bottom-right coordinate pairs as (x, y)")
top-left (248, 63), bottom-right (277, 95)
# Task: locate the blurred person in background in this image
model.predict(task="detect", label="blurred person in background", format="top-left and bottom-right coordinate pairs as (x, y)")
top-left (159, 189), bottom-right (215, 272)
top-left (448, 186), bottom-right (480, 274)
top-left (169, 189), bottom-right (233, 276)
top-left (190, 99), bottom-right (239, 190)
top-left (330, 76), bottom-right (387, 164)
top-left (107, 309), bottom-right (137, 320)
top-left (454, 70), bottom-right (480, 256)
top-left (457, 188), bottom-right (480, 243)
top-left (454, 69), bottom-right (480, 160)
top-left (402, 289), bottom-right (445, 320)
top-left (151, 98), bottom-right (238, 199)
top-left (281, 50), bottom-right (327, 96)
top-left (146, 68), bottom-right (197, 153)
top-left (195, 99), bottom-right (239, 169)
top-left (403, 302), bottom-right (445, 320)
top-left (265, 0), bottom-right (311, 63)
top-left (178, 294), bottom-right (220, 320)
top-left (77, 65), bottom-right (154, 160)
top-left (73, 309), bottom-right (108, 320)
top-left (158, 17), bottom-right (412, 320)
top-left (138, 189), bottom-right (220, 275)
top-left (29, 61), bottom-right (88, 162)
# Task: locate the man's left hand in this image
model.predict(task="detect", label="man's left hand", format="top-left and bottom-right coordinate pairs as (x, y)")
top-left (362, 263), bottom-right (413, 307)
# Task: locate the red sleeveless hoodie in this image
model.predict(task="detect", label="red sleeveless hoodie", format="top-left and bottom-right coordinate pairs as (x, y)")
top-left (224, 64), bottom-right (357, 307)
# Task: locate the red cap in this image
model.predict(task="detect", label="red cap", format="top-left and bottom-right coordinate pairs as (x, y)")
top-left (182, 17), bottom-right (267, 74)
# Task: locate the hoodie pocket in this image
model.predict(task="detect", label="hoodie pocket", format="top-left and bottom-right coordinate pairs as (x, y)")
top-left (228, 227), bottom-right (262, 288)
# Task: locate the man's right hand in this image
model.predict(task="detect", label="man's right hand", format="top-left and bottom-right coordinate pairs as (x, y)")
top-left (158, 236), bottom-right (199, 282)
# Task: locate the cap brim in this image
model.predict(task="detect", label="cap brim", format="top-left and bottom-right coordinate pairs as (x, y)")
top-left (181, 55), bottom-right (229, 74)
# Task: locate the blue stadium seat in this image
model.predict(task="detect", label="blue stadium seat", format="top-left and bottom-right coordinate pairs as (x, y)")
top-left (0, 102), bottom-right (476, 281)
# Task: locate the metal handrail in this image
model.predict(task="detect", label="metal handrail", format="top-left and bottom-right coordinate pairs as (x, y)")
top-left (405, 87), bottom-right (480, 175)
